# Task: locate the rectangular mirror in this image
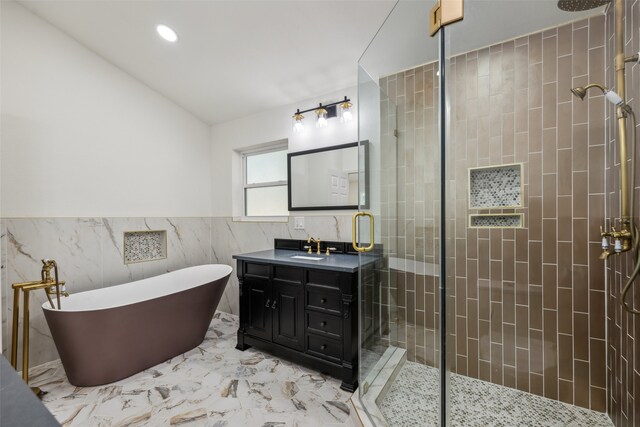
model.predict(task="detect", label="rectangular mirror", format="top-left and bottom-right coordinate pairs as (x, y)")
top-left (287, 141), bottom-right (368, 211)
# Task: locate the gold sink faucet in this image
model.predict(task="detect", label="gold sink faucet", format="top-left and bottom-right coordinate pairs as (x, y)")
top-left (10, 259), bottom-right (68, 398)
top-left (307, 237), bottom-right (321, 255)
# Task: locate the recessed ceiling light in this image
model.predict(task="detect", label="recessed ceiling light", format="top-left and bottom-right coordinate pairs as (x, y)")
top-left (156, 24), bottom-right (178, 43)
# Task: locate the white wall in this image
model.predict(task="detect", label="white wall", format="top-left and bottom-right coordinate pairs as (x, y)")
top-left (0, 1), bottom-right (212, 218)
top-left (210, 87), bottom-right (358, 217)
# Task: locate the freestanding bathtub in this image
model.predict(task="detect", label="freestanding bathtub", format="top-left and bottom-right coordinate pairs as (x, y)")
top-left (42, 264), bottom-right (232, 387)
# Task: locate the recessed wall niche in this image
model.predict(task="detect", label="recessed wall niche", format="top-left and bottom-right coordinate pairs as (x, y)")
top-left (124, 230), bottom-right (167, 264)
top-left (469, 214), bottom-right (523, 229)
top-left (468, 163), bottom-right (523, 209)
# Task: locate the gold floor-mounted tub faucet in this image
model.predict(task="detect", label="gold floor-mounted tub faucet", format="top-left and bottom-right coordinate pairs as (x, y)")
top-left (10, 259), bottom-right (68, 398)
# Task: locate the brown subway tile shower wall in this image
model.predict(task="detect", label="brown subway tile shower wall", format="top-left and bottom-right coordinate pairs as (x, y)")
top-left (606, 1), bottom-right (640, 426)
top-left (380, 15), bottom-right (607, 412)
top-left (378, 61), bottom-right (441, 367)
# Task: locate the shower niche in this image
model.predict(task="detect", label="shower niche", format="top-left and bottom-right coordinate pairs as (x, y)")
top-left (468, 163), bottom-right (524, 228)
top-left (468, 163), bottom-right (523, 209)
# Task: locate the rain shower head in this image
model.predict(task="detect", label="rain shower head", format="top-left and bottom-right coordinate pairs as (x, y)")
top-left (557, 0), bottom-right (610, 11)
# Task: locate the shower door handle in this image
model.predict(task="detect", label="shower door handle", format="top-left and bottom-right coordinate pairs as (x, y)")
top-left (352, 211), bottom-right (375, 252)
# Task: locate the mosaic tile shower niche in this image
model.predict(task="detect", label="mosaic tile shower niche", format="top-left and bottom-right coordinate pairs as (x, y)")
top-left (468, 164), bottom-right (523, 209)
top-left (469, 214), bottom-right (523, 229)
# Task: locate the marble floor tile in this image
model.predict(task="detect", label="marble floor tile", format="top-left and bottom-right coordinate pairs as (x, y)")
top-left (27, 314), bottom-right (614, 427)
top-left (30, 312), bottom-right (356, 427)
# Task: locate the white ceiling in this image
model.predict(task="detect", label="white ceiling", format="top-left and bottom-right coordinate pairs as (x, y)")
top-left (359, 0), bottom-right (604, 80)
top-left (17, 0), bottom-right (605, 126)
top-left (18, 0), bottom-right (396, 125)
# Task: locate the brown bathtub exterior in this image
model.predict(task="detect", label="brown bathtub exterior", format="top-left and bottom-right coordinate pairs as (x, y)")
top-left (43, 269), bottom-right (230, 387)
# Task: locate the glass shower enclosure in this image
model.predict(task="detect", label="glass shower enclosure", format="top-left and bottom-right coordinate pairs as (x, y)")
top-left (354, 1), bottom-right (611, 426)
top-left (356, 1), bottom-right (442, 425)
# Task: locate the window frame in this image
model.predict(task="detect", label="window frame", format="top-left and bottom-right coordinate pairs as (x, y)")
top-left (241, 143), bottom-right (289, 218)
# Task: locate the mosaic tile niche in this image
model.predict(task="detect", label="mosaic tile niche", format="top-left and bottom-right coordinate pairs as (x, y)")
top-left (468, 164), bottom-right (523, 209)
top-left (123, 230), bottom-right (167, 264)
top-left (469, 214), bottom-right (523, 228)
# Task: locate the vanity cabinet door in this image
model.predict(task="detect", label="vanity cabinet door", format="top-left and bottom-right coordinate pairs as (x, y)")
top-left (272, 280), bottom-right (304, 351)
top-left (245, 276), bottom-right (272, 342)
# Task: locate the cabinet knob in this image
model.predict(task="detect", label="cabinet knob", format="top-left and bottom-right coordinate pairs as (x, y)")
top-left (320, 321), bottom-right (327, 327)
top-left (321, 298), bottom-right (327, 304)
top-left (320, 345), bottom-right (327, 350)
top-left (272, 300), bottom-right (277, 310)
top-left (265, 299), bottom-right (270, 307)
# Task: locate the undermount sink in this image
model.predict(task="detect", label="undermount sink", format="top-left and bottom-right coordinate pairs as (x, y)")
top-left (290, 255), bottom-right (325, 261)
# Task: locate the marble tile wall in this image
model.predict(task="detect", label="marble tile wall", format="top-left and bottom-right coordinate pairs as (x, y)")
top-left (380, 15), bottom-right (608, 412)
top-left (210, 216), bottom-right (353, 314)
top-left (605, 1), bottom-right (640, 425)
top-left (0, 215), bottom-right (352, 368)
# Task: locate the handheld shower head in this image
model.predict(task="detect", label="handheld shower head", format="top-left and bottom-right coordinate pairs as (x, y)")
top-left (571, 83), bottom-right (627, 109)
top-left (570, 86), bottom-right (587, 100)
top-left (557, 0), bottom-right (610, 11)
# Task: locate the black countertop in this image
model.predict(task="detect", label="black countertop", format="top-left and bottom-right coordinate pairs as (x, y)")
top-left (1, 356), bottom-right (59, 426)
top-left (232, 249), bottom-right (366, 273)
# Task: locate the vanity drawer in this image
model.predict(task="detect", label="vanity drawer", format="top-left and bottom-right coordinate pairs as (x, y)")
top-left (306, 333), bottom-right (342, 362)
top-left (306, 311), bottom-right (342, 339)
top-left (306, 284), bottom-right (341, 315)
top-left (274, 265), bottom-right (303, 283)
top-left (244, 262), bottom-right (270, 278)
top-left (307, 269), bottom-right (340, 288)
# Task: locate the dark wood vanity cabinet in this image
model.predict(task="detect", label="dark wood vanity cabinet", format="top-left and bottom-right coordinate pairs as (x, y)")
top-left (235, 259), bottom-right (358, 392)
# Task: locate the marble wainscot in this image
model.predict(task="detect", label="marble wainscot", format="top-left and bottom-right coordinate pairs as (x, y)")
top-left (1, 215), bottom-right (353, 367)
top-left (2, 217), bottom-right (211, 367)
top-left (210, 216), bottom-right (353, 314)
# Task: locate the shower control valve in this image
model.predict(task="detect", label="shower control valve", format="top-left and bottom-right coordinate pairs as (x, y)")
top-left (615, 238), bottom-right (623, 253)
top-left (600, 225), bottom-right (633, 257)
top-left (600, 226), bottom-right (612, 249)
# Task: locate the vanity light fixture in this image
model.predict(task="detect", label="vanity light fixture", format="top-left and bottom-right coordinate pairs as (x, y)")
top-left (156, 24), bottom-right (179, 43)
top-left (291, 96), bottom-right (351, 132)
top-left (293, 110), bottom-right (305, 133)
top-left (315, 104), bottom-right (328, 128)
top-left (340, 97), bottom-right (353, 122)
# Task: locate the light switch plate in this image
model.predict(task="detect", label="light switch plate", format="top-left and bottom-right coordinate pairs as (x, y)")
top-left (294, 217), bottom-right (305, 230)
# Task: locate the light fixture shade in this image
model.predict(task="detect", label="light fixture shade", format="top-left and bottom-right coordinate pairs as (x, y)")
top-left (340, 100), bottom-right (353, 123)
top-left (292, 111), bottom-right (304, 133)
top-left (315, 106), bottom-right (328, 128)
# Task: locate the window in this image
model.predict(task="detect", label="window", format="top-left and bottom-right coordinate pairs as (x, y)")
top-left (242, 145), bottom-right (288, 217)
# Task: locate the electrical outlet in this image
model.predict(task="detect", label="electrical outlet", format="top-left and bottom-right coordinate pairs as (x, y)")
top-left (294, 217), bottom-right (305, 230)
